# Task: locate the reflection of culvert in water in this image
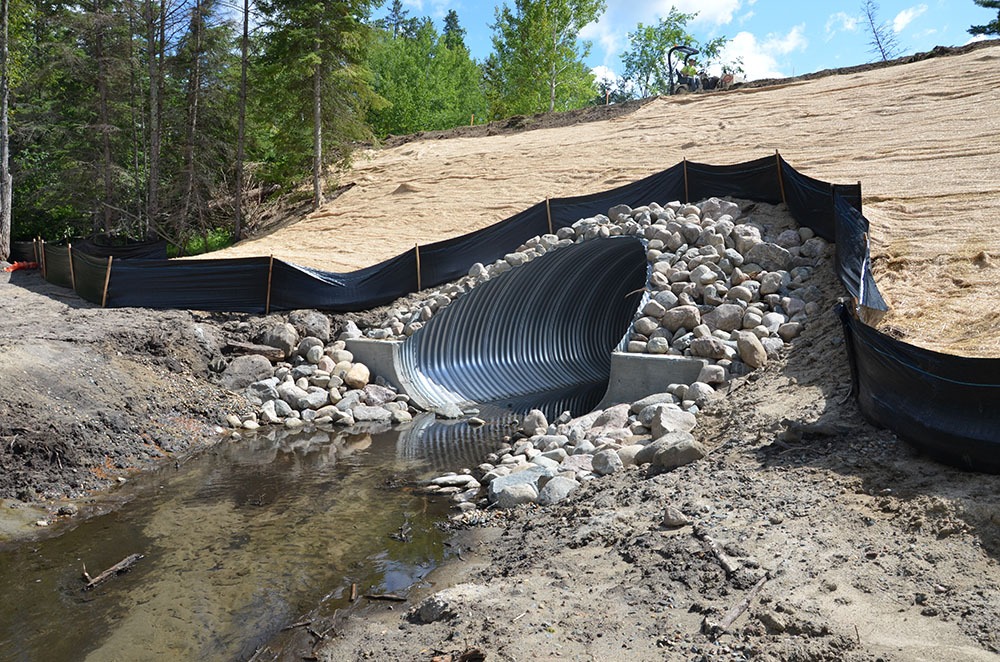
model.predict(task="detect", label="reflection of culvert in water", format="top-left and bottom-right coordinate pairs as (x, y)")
top-left (396, 412), bottom-right (516, 470)
top-left (398, 236), bottom-right (647, 417)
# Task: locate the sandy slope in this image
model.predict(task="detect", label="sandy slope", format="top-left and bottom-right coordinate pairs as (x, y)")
top-left (215, 43), bottom-right (1000, 356)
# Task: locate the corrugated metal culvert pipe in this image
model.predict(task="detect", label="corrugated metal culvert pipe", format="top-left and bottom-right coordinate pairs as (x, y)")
top-left (398, 236), bottom-right (648, 417)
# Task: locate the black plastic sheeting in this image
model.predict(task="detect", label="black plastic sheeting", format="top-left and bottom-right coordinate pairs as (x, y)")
top-left (837, 305), bottom-right (1000, 473)
top-left (31, 154), bottom-right (1000, 473)
top-left (8, 241), bottom-right (38, 263)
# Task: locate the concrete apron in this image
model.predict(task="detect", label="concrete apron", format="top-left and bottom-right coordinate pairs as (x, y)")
top-left (347, 337), bottom-right (705, 415)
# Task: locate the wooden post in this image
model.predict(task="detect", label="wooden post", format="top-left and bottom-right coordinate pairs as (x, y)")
top-left (101, 256), bottom-right (113, 307)
top-left (470, 114), bottom-right (474, 126)
top-left (415, 243), bottom-right (422, 291)
top-left (683, 158), bottom-right (690, 203)
top-left (67, 243), bottom-right (76, 291)
top-left (39, 239), bottom-right (46, 278)
top-left (545, 197), bottom-right (553, 235)
top-left (265, 255), bottom-right (274, 314)
top-left (775, 150), bottom-right (787, 206)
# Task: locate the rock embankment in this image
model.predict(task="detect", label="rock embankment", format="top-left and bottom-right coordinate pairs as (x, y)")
top-left (216, 311), bottom-right (418, 432)
top-left (365, 197), bottom-right (829, 387)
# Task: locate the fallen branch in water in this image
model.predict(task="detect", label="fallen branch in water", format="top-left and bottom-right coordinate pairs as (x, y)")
top-left (363, 593), bottom-right (407, 602)
top-left (81, 553), bottom-right (144, 591)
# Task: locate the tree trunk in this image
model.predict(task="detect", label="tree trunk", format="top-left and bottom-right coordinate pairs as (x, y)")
top-left (0, 0), bottom-right (10, 262)
top-left (96, 0), bottom-right (114, 234)
top-left (145, 0), bottom-right (163, 237)
top-left (234, 0), bottom-right (249, 241)
top-left (181, 0), bottom-right (202, 229)
top-left (312, 22), bottom-right (323, 211)
top-left (128, 0), bottom-right (145, 233)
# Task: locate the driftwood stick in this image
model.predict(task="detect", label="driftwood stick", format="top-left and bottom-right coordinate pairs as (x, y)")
top-left (363, 593), bottom-right (407, 602)
top-left (349, 583), bottom-right (357, 602)
top-left (693, 525), bottom-right (740, 575)
top-left (719, 573), bottom-right (769, 630)
top-left (82, 553), bottom-right (144, 590)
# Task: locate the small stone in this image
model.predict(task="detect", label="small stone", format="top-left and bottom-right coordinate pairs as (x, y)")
top-left (647, 337), bottom-right (670, 354)
top-left (633, 316), bottom-right (660, 336)
top-left (661, 305), bottom-right (701, 332)
top-left (344, 363), bottom-right (370, 389)
top-left (736, 331), bottom-right (768, 369)
top-left (592, 449), bottom-right (624, 476)
top-left (697, 364), bottom-right (727, 384)
top-left (778, 322), bottom-right (803, 341)
top-left (689, 337), bottom-right (729, 360)
top-left (537, 476), bottom-right (579, 505)
top-left (701, 303), bottom-right (744, 332)
top-left (662, 506), bottom-right (689, 527)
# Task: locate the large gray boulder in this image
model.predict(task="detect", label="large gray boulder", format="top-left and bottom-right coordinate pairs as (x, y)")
top-left (288, 310), bottom-right (331, 343)
top-left (635, 432), bottom-right (707, 472)
top-left (219, 355), bottom-right (274, 390)
top-left (260, 323), bottom-right (299, 359)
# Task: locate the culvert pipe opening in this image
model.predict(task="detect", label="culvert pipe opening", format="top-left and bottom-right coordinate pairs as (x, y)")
top-left (399, 236), bottom-right (648, 416)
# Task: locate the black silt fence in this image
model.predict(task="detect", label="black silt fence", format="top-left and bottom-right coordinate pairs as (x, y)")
top-left (32, 154), bottom-right (1000, 473)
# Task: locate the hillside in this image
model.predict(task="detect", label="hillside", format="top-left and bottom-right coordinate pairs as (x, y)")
top-left (214, 41), bottom-right (1000, 356)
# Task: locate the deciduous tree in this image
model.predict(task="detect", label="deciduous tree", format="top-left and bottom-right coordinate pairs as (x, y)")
top-left (485, 0), bottom-right (604, 118)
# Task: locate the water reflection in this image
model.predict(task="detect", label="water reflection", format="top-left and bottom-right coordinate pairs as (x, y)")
top-left (0, 419), bottom-right (508, 662)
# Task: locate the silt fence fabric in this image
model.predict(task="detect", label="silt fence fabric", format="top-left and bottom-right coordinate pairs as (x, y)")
top-left (32, 154), bottom-right (999, 473)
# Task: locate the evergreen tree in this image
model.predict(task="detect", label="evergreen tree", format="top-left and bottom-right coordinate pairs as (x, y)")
top-left (969, 0), bottom-right (1000, 36)
top-left (256, 0), bottom-right (381, 209)
top-left (442, 9), bottom-right (465, 50)
top-left (862, 0), bottom-right (900, 62)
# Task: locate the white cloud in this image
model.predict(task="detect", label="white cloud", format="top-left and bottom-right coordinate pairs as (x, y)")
top-left (739, 10), bottom-right (755, 25)
top-left (966, 33), bottom-right (991, 44)
top-left (825, 11), bottom-right (859, 39)
top-left (664, 0), bottom-right (743, 26)
top-left (893, 4), bottom-right (928, 33)
top-left (579, 17), bottom-right (624, 68)
top-left (721, 25), bottom-right (808, 80)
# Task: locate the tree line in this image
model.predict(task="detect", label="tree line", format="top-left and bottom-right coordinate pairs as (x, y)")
top-left (0, 0), bottom-right (739, 259)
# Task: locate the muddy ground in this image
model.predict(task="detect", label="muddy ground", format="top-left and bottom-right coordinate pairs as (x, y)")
top-left (2, 41), bottom-right (999, 660)
top-left (265, 262), bottom-right (1000, 662)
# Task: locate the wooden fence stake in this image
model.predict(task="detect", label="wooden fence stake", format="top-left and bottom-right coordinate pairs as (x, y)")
top-left (101, 256), bottom-right (114, 307)
top-left (265, 255), bottom-right (274, 314)
top-left (546, 197), bottom-right (553, 235)
top-left (39, 239), bottom-right (46, 278)
top-left (68, 244), bottom-right (76, 291)
top-left (775, 150), bottom-right (787, 206)
top-left (415, 243), bottom-right (422, 291)
top-left (683, 158), bottom-right (690, 203)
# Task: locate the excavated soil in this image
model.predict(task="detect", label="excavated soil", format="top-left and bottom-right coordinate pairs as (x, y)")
top-left (1, 40), bottom-right (998, 662)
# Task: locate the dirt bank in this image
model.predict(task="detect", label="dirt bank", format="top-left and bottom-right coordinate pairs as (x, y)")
top-left (0, 269), bottom-right (254, 531)
top-left (244, 256), bottom-right (1000, 662)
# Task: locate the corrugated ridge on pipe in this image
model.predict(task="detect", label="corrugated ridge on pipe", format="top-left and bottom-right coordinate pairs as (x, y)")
top-left (398, 236), bottom-right (648, 416)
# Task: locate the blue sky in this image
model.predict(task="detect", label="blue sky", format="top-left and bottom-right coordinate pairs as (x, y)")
top-left (377, 0), bottom-right (995, 80)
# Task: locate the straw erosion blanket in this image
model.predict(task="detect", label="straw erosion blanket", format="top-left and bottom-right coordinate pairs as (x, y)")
top-left (215, 40), bottom-right (1000, 358)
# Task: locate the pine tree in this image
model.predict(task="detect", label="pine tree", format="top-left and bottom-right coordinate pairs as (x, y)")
top-left (969, 0), bottom-right (1000, 36)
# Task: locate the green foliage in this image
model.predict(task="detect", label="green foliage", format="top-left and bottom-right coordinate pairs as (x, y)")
top-left (485, 0), bottom-right (605, 119)
top-left (618, 11), bottom-right (738, 99)
top-left (366, 16), bottom-right (486, 137)
top-left (254, 0), bottom-right (382, 189)
top-left (969, 0), bottom-right (1000, 35)
top-left (165, 226), bottom-right (233, 257)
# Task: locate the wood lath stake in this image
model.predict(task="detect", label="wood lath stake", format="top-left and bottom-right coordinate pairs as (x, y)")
top-left (67, 244), bottom-right (76, 291)
top-left (683, 157), bottom-right (690, 203)
top-left (101, 256), bottom-right (114, 308)
top-left (775, 150), bottom-right (787, 206)
top-left (265, 255), bottom-right (274, 314)
top-left (39, 239), bottom-right (46, 278)
top-left (545, 197), bottom-right (553, 235)
top-left (415, 243), bottom-right (422, 291)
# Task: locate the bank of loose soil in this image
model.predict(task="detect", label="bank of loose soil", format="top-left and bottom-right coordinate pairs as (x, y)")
top-left (3, 41), bottom-right (1000, 661)
top-left (295, 263), bottom-right (1000, 662)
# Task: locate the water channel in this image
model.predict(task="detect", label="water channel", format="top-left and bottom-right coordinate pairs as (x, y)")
top-left (0, 415), bottom-right (508, 661)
